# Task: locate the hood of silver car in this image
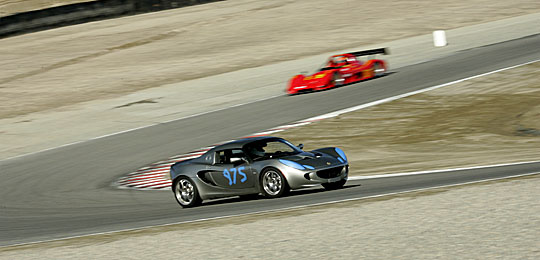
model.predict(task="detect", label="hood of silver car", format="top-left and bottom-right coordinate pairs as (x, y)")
top-left (279, 152), bottom-right (342, 168)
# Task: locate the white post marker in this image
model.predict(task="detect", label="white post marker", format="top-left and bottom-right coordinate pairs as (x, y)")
top-left (433, 30), bottom-right (448, 47)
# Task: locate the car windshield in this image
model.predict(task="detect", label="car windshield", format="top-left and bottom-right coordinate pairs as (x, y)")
top-left (318, 57), bottom-right (345, 71)
top-left (244, 139), bottom-right (301, 160)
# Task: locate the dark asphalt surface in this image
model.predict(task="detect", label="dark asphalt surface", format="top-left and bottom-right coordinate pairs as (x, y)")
top-left (1, 34), bottom-right (540, 247)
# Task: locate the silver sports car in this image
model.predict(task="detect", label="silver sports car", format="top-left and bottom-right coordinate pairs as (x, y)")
top-left (170, 136), bottom-right (349, 208)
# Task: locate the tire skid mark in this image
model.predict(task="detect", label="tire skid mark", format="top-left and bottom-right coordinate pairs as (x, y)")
top-left (0, 30), bottom-right (183, 85)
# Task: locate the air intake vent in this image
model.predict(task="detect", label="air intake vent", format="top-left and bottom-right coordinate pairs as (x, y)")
top-left (316, 166), bottom-right (343, 179)
top-left (197, 172), bottom-right (217, 186)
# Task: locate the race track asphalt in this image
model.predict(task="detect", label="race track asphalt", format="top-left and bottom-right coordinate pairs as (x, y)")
top-left (1, 34), bottom-right (539, 246)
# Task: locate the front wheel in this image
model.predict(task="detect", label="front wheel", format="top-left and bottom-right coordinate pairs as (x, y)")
top-left (322, 179), bottom-right (347, 190)
top-left (260, 168), bottom-right (289, 198)
top-left (173, 176), bottom-right (202, 208)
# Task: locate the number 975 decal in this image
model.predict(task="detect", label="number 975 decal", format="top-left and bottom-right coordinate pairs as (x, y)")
top-left (223, 167), bottom-right (247, 186)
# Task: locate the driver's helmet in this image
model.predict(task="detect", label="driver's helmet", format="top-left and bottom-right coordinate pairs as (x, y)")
top-left (333, 56), bottom-right (347, 65)
top-left (248, 143), bottom-right (266, 158)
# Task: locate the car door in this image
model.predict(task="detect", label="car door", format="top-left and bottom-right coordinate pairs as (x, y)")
top-left (206, 149), bottom-right (256, 189)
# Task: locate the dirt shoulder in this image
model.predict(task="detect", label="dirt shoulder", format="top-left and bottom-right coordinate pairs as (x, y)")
top-left (279, 62), bottom-right (540, 176)
top-left (0, 0), bottom-right (95, 16)
top-left (1, 0), bottom-right (540, 119)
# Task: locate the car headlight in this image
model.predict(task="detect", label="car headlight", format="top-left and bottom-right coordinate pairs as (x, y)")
top-left (335, 148), bottom-right (347, 162)
top-left (279, 159), bottom-right (312, 170)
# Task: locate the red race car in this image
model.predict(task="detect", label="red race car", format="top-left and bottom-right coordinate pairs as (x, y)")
top-left (286, 48), bottom-right (388, 95)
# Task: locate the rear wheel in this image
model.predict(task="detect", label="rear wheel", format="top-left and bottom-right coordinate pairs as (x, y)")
top-left (322, 179), bottom-right (347, 190)
top-left (173, 176), bottom-right (202, 208)
top-left (329, 73), bottom-right (345, 88)
top-left (373, 62), bottom-right (385, 77)
top-left (260, 168), bottom-right (289, 198)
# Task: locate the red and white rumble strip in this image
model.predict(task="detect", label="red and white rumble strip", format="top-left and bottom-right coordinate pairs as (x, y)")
top-left (115, 151), bottom-right (209, 190)
top-left (114, 119), bottom-right (327, 190)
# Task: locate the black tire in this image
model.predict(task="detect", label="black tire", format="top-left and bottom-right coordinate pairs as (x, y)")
top-left (260, 168), bottom-right (290, 198)
top-left (373, 62), bottom-right (385, 77)
top-left (330, 73), bottom-right (345, 87)
top-left (173, 176), bottom-right (202, 208)
top-left (322, 179), bottom-right (347, 190)
top-left (238, 193), bottom-right (260, 200)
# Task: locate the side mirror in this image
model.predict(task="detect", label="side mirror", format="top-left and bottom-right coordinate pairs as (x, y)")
top-left (230, 157), bottom-right (249, 165)
top-left (298, 144), bottom-right (304, 150)
top-left (241, 157), bottom-right (250, 165)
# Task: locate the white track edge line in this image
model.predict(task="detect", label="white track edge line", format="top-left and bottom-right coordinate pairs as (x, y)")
top-left (0, 95), bottom-right (282, 162)
top-left (4, 58), bottom-right (540, 163)
top-left (347, 160), bottom-right (540, 180)
top-left (118, 58), bottom-right (540, 189)
top-left (299, 58), bottom-right (540, 122)
top-left (5, 170), bottom-right (539, 248)
top-left (116, 160), bottom-right (540, 190)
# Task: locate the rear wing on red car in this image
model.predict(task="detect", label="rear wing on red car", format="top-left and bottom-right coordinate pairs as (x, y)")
top-left (348, 48), bottom-right (388, 57)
